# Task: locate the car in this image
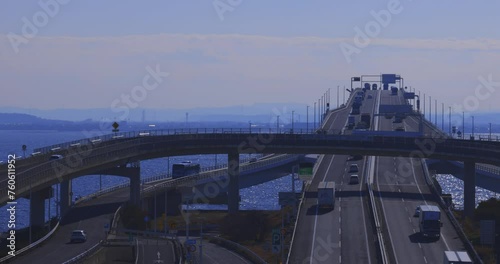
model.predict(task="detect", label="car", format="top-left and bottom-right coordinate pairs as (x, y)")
top-left (348, 155), bottom-right (363, 161)
top-left (414, 206), bottom-right (421, 217)
top-left (394, 127), bottom-right (405, 132)
top-left (349, 175), bottom-right (359, 184)
top-left (348, 164), bottom-right (359, 173)
top-left (367, 95), bottom-right (373, 99)
top-left (70, 230), bottom-right (87, 243)
top-left (49, 154), bottom-right (63, 160)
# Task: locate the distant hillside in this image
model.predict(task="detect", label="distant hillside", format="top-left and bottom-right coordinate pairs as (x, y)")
top-left (0, 113), bottom-right (46, 124)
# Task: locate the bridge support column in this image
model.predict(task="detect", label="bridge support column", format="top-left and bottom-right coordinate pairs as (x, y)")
top-left (60, 179), bottom-right (72, 217)
top-left (30, 187), bottom-right (51, 227)
top-left (130, 174), bottom-right (141, 206)
top-left (464, 160), bottom-right (476, 219)
top-left (227, 152), bottom-right (240, 214)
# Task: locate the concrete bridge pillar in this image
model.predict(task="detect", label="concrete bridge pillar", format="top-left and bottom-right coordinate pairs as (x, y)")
top-left (29, 187), bottom-right (52, 227)
top-left (97, 164), bottom-right (141, 205)
top-left (464, 160), bottom-right (476, 219)
top-left (130, 174), bottom-right (141, 206)
top-left (60, 179), bottom-right (72, 217)
top-left (227, 151), bottom-right (240, 213)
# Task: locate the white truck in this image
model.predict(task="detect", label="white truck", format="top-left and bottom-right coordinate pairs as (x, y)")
top-left (317, 181), bottom-right (335, 208)
top-left (419, 205), bottom-right (442, 237)
top-left (443, 251), bottom-right (472, 264)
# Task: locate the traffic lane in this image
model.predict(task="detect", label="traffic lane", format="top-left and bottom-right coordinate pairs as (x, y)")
top-left (10, 188), bottom-right (129, 264)
top-left (200, 239), bottom-right (253, 264)
top-left (288, 155), bottom-right (336, 263)
top-left (138, 239), bottom-right (175, 264)
top-left (400, 158), bottom-right (466, 262)
top-left (306, 155), bottom-right (341, 264)
top-left (376, 157), bottom-right (429, 264)
top-left (289, 154), bottom-right (343, 263)
top-left (339, 159), bottom-right (376, 264)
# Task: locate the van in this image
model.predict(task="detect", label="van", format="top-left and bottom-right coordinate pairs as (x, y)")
top-left (349, 164), bottom-right (359, 173)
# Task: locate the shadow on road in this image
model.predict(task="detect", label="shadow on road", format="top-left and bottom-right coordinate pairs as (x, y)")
top-left (306, 204), bottom-right (333, 215)
top-left (62, 201), bottom-right (122, 225)
top-left (408, 232), bottom-right (440, 243)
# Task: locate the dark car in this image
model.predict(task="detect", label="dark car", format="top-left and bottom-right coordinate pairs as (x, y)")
top-left (70, 230), bottom-right (87, 243)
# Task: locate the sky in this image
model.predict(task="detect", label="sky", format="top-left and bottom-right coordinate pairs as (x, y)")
top-left (1, 0), bottom-right (500, 117)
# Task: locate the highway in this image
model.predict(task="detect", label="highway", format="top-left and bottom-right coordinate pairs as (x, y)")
top-left (288, 89), bottom-right (377, 264)
top-left (374, 89), bottom-right (465, 264)
top-left (9, 186), bottom-right (127, 264)
top-left (136, 238), bottom-right (176, 264)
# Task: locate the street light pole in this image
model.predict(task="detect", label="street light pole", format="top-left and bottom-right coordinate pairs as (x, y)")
top-left (462, 112), bottom-right (465, 138)
top-left (291, 111), bottom-right (295, 134)
top-left (337, 85), bottom-right (339, 108)
top-left (314, 102), bottom-right (316, 130)
top-left (472, 116), bottom-right (475, 138)
top-left (489, 123), bottom-right (492, 140)
top-left (277, 115), bottom-right (280, 133)
top-left (306, 105), bottom-right (309, 132)
top-left (448, 106), bottom-right (452, 136)
top-left (343, 85), bottom-right (346, 104)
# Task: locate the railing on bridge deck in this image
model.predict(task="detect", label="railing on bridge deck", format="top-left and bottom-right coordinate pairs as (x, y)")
top-left (31, 128), bottom-right (323, 156)
top-left (74, 154), bottom-right (298, 204)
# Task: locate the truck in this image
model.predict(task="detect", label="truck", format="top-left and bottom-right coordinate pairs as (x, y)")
top-left (347, 116), bottom-right (355, 129)
top-left (317, 181), bottom-right (335, 208)
top-left (443, 251), bottom-right (472, 264)
top-left (419, 205), bottom-right (442, 237)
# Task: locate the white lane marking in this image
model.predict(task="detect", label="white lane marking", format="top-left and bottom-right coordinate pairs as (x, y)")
top-left (424, 256), bottom-right (428, 263)
top-left (309, 156), bottom-right (336, 263)
top-left (203, 251), bottom-right (218, 264)
top-left (409, 158), bottom-right (451, 251)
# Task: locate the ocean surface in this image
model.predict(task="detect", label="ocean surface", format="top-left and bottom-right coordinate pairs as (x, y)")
top-left (0, 130), bottom-right (498, 231)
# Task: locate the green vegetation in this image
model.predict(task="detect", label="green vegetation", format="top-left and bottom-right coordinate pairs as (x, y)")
top-left (455, 198), bottom-right (499, 264)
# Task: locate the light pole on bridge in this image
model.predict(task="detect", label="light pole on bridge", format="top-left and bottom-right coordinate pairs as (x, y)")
top-left (306, 105), bottom-right (309, 132)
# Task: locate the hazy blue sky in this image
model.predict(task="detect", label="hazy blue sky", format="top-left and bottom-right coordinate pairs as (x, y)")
top-left (1, 0), bottom-right (500, 115)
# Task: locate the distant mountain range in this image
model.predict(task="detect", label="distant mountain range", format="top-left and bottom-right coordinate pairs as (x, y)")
top-left (0, 106), bottom-right (498, 132)
top-left (0, 103), bottom-right (310, 123)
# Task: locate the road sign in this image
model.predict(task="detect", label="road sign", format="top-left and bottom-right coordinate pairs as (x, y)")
top-left (272, 245), bottom-right (281, 254)
top-left (186, 239), bottom-right (197, 245)
top-left (144, 216), bottom-right (149, 222)
top-left (188, 245), bottom-right (196, 252)
top-left (272, 228), bottom-right (281, 246)
top-left (104, 223), bottom-right (110, 232)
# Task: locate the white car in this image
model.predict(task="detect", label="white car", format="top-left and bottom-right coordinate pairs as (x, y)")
top-left (349, 164), bottom-right (359, 173)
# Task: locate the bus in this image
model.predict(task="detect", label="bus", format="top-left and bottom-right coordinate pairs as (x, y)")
top-left (172, 161), bottom-right (201, 179)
